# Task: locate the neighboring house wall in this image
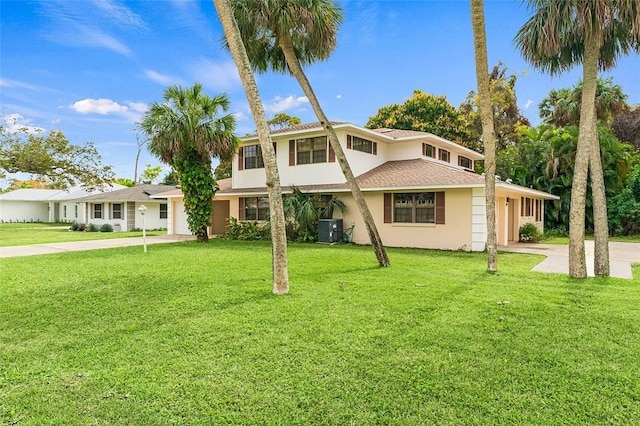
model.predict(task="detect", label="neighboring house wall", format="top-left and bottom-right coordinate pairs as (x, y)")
top-left (0, 200), bottom-right (49, 222)
top-left (83, 201), bottom-right (167, 231)
top-left (58, 201), bottom-right (87, 223)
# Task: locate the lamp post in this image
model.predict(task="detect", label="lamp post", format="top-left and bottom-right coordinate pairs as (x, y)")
top-left (138, 204), bottom-right (147, 253)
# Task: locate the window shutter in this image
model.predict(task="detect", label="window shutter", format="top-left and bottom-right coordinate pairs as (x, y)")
top-left (422, 143), bottom-right (426, 156)
top-left (372, 142), bottom-right (377, 155)
top-left (347, 134), bottom-right (352, 149)
top-left (289, 140), bottom-right (295, 166)
top-left (435, 192), bottom-right (445, 224)
top-left (384, 193), bottom-right (392, 223)
top-left (273, 142), bottom-right (277, 154)
top-left (328, 142), bottom-right (335, 162)
top-left (239, 198), bottom-right (245, 220)
top-left (238, 146), bottom-right (244, 170)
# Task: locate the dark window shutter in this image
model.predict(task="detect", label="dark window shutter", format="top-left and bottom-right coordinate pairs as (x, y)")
top-left (273, 142), bottom-right (277, 154)
top-left (328, 142), bottom-right (335, 162)
top-left (289, 140), bottom-right (295, 166)
top-left (373, 142), bottom-right (377, 155)
top-left (239, 198), bottom-right (245, 220)
top-left (384, 193), bottom-right (392, 223)
top-left (238, 147), bottom-right (244, 170)
top-left (347, 134), bottom-right (352, 149)
top-left (422, 143), bottom-right (426, 156)
top-left (435, 192), bottom-right (445, 224)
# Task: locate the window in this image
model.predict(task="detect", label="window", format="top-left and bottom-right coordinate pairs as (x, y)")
top-left (74, 204), bottom-right (78, 219)
top-left (244, 145), bottom-right (264, 169)
top-left (112, 203), bottom-right (122, 219)
top-left (521, 197), bottom-right (539, 218)
top-left (160, 203), bottom-right (168, 219)
top-left (63, 205), bottom-right (67, 218)
top-left (348, 135), bottom-right (376, 154)
top-left (296, 136), bottom-right (327, 165)
top-left (439, 149), bottom-right (450, 163)
top-left (393, 193), bottom-right (435, 223)
top-left (244, 197), bottom-right (269, 220)
top-left (458, 156), bottom-right (472, 169)
top-left (423, 143), bottom-right (436, 158)
top-left (93, 203), bottom-right (102, 219)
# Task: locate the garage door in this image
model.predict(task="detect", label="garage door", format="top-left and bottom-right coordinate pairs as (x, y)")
top-left (174, 200), bottom-right (191, 235)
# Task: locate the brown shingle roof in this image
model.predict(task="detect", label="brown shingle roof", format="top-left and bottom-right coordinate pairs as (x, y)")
top-left (72, 184), bottom-right (180, 202)
top-left (241, 121), bottom-right (347, 139)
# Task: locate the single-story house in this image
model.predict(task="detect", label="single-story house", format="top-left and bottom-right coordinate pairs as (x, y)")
top-left (69, 184), bottom-right (178, 231)
top-left (154, 122), bottom-right (558, 251)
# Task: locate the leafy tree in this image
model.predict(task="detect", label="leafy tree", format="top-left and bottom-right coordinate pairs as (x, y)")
top-left (268, 113), bottom-right (301, 130)
top-left (214, 0), bottom-right (290, 294)
top-left (230, 0), bottom-right (390, 267)
top-left (366, 90), bottom-right (472, 146)
top-left (459, 63), bottom-right (531, 151)
top-left (539, 78), bottom-right (628, 127)
top-left (0, 126), bottom-right (114, 189)
top-left (115, 178), bottom-right (135, 187)
top-left (611, 106), bottom-right (640, 150)
top-left (515, 0), bottom-right (640, 278)
top-left (140, 83), bottom-right (238, 242)
top-left (139, 164), bottom-right (162, 184)
top-left (160, 169), bottom-right (180, 185)
top-left (471, 0), bottom-right (498, 272)
top-left (214, 157), bottom-right (232, 180)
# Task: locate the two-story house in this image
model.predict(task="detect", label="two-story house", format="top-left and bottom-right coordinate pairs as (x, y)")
top-left (156, 122), bottom-right (558, 251)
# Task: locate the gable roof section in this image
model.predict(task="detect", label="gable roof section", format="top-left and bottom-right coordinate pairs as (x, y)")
top-left (0, 188), bottom-right (64, 201)
top-left (72, 184), bottom-right (179, 202)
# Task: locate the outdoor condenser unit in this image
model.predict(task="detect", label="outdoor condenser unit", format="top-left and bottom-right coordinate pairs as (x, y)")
top-left (317, 218), bottom-right (343, 243)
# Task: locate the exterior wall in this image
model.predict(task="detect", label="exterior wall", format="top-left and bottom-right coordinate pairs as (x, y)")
top-left (0, 201), bottom-right (49, 222)
top-left (83, 201), bottom-right (167, 231)
top-left (58, 201), bottom-right (87, 223)
top-left (471, 188), bottom-right (487, 251)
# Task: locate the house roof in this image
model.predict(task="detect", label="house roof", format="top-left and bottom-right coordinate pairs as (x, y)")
top-left (72, 184), bottom-right (179, 202)
top-left (0, 188), bottom-right (65, 201)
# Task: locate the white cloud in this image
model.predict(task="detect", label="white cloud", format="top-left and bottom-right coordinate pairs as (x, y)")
top-left (523, 99), bottom-right (534, 109)
top-left (264, 95), bottom-right (310, 113)
top-left (189, 60), bottom-right (241, 91)
top-left (145, 69), bottom-right (181, 86)
top-left (90, 0), bottom-right (146, 29)
top-left (232, 111), bottom-right (248, 121)
top-left (69, 99), bottom-right (147, 117)
top-left (336, 94), bottom-right (342, 99)
top-left (1, 113), bottom-right (44, 134)
top-left (0, 78), bottom-right (39, 90)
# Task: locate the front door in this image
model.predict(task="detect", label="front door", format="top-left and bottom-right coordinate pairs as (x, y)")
top-left (211, 200), bottom-right (230, 235)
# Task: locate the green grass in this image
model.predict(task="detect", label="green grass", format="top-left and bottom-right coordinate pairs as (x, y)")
top-left (2, 241), bottom-right (639, 424)
top-left (0, 223), bottom-right (165, 247)
top-left (544, 235), bottom-right (640, 245)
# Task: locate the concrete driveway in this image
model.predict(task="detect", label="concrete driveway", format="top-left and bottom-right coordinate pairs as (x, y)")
top-left (499, 241), bottom-right (640, 280)
top-left (0, 234), bottom-right (196, 258)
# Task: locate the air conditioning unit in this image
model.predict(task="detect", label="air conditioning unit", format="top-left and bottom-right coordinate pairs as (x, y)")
top-left (318, 219), bottom-right (343, 243)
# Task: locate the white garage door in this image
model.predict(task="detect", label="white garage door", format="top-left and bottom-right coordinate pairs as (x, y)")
top-left (174, 200), bottom-right (191, 235)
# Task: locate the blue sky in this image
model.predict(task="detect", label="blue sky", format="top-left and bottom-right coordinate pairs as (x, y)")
top-left (1, 0), bottom-right (639, 183)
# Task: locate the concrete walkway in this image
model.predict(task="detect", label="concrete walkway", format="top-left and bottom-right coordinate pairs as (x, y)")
top-left (0, 234), bottom-right (196, 258)
top-left (499, 241), bottom-right (640, 280)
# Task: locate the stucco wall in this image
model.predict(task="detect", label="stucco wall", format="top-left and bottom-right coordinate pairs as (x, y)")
top-left (0, 201), bottom-right (49, 222)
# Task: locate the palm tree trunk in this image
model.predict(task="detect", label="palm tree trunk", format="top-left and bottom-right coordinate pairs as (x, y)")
top-left (470, 0), bottom-right (497, 272)
top-left (589, 101), bottom-right (610, 276)
top-left (569, 32), bottom-right (600, 279)
top-left (278, 34), bottom-right (390, 267)
top-left (213, 0), bottom-right (289, 294)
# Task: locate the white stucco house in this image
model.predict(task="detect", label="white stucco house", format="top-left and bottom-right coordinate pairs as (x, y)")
top-left (0, 184), bottom-right (126, 223)
top-left (155, 122), bottom-right (558, 251)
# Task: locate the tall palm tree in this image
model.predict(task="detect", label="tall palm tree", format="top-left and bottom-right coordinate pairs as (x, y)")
top-left (229, 0), bottom-right (390, 267)
top-left (212, 0), bottom-right (289, 295)
top-left (470, 0), bottom-right (498, 272)
top-left (515, 0), bottom-right (640, 278)
top-left (140, 83), bottom-right (238, 243)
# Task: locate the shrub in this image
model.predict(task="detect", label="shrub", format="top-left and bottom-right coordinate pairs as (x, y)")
top-left (100, 223), bottom-right (114, 232)
top-left (519, 222), bottom-right (543, 242)
top-left (87, 223), bottom-right (99, 232)
top-left (70, 221), bottom-right (80, 231)
top-left (222, 217), bottom-right (270, 241)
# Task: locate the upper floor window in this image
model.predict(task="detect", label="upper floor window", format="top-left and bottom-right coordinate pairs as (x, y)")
top-left (112, 203), bottom-right (123, 219)
top-left (296, 136), bottom-right (327, 165)
top-left (347, 135), bottom-right (377, 155)
top-left (423, 143), bottom-right (436, 158)
top-left (160, 203), bottom-right (168, 219)
top-left (244, 145), bottom-right (264, 169)
top-left (439, 149), bottom-right (450, 163)
top-left (458, 156), bottom-right (472, 169)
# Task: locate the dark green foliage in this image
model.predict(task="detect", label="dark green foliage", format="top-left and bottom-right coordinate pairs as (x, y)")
top-left (100, 224), bottom-right (114, 233)
top-left (222, 217), bottom-right (270, 240)
top-left (519, 222), bottom-right (543, 242)
top-left (87, 223), bottom-right (99, 232)
top-left (283, 187), bottom-right (347, 242)
top-left (607, 165), bottom-right (640, 236)
top-left (69, 222), bottom-right (87, 232)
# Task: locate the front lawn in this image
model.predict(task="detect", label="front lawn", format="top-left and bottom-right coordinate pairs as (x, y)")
top-left (1, 241), bottom-right (639, 424)
top-left (0, 223), bottom-right (165, 247)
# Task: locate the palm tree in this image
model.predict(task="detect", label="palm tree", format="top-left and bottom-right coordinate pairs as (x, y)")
top-left (515, 0), bottom-right (640, 278)
top-left (470, 0), bottom-right (498, 272)
top-left (140, 83), bottom-right (238, 243)
top-left (213, 0), bottom-right (289, 294)
top-left (229, 0), bottom-right (390, 267)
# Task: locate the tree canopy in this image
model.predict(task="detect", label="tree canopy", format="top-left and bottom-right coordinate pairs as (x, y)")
top-left (0, 126), bottom-right (114, 189)
top-left (268, 113), bottom-right (301, 130)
